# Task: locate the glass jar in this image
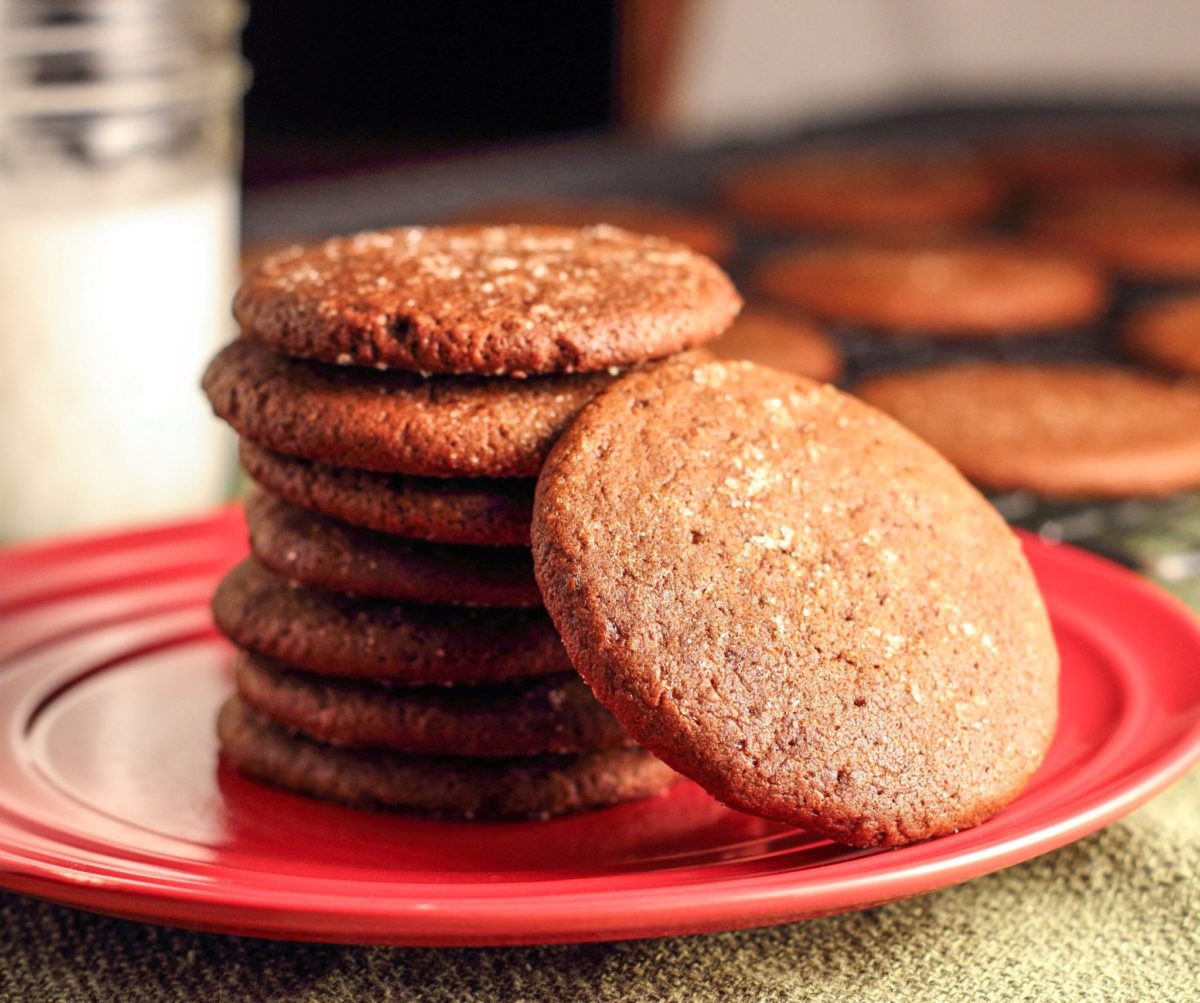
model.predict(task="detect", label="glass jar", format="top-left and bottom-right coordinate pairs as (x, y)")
top-left (0, 0), bottom-right (248, 540)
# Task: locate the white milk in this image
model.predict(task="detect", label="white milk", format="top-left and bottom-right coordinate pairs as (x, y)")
top-left (0, 176), bottom-right (238, 540)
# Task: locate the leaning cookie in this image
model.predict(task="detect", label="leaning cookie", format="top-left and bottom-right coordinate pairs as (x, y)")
top-left (244, 490), bottom-right (540, 607)
top-left (234, 651), bottom-right (630, 756)
top-left (1123, 295), bottom-right (1200, 375)
top-left (212, 558), bottom-right (571, 683)
top-left (857, 362), bottom-right (1200, 498)
top-left (533, 357), bottom-right (1057, 848)
top-left (218, 697), bottom-right (677, 820)
top-left (233, 224), bottom-right (741, 376)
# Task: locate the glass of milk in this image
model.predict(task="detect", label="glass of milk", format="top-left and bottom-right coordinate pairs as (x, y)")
top-left (0, 1), bottom-right (248, 540)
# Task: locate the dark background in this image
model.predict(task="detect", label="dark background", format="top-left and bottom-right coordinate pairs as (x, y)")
top-left (242, 0), bottom-right (619, 185)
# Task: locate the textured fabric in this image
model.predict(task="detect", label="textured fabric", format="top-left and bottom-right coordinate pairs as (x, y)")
top-left (1, 768), bottom-right (1195, 1003)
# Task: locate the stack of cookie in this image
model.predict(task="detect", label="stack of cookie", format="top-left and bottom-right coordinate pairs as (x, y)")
top-left (203, 224), bottom-right (741, 820)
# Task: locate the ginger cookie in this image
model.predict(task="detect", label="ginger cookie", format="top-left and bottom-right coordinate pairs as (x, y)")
top-left (212, 558), bottom-right (570, 683)
top-left (753, 242), bottom-right (1106, 336)
top-left (457, 199), bottom-right (733, 262)
top-left (710, 306), bottom-right (843, 383)
top-left (218, 697), bottom-right (677, 820)
top-left (720, 153), bottom-right (1005, 234)
top-left (240, 442), bottom-right (535, 547)
top-left (234, 651), bottom-right (629, 756)
top-left (244, 491), bottom-right (540, 607)
top-left (233, 224), bottom-right (741, 376)
top-left (1028, 192), bottom-right (1200, 281)
top-left (1123, 294), bottom-right (1200, 375)
top-left (984, 134), bottom-right (1195, 194)
top-left (857, 362), bottom-right (1200, 498)
top-left (204, 338), bottom-right (617, 478)
top-left (532, 357), bottom-right (1058, 848)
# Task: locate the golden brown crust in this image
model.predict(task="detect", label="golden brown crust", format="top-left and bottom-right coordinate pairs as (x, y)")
top-left (533, 357), bottom-right (1057, 847)
top-left (233, 225), bottom-right (741, 376)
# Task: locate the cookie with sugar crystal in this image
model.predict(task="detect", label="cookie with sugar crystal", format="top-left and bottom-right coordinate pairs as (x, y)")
top-left (218, 697), bottom-right (677, 820)
top-left (1123, 295), bottom-right (1200, 376)
top-left (710, 306), bottom-right (843, 383)
top-left (204, 339), bottom-right (618, 478)
top-left (213, 558), bottom-right (570, 683)
top-left (857, 363), bottom-right (1200, 498)
top-left (240, 442), bottom-right (535, 547)
top-left (235, 651), bottom-right (630, 756)
top-left (245, 490), bottom-right (540, 607)
top-left (753, 242), bottom-right (1106, 336)
top-left (532, 357), bottom-right (1058, 848)
top-left (233, 224), bottom-right (741, 376)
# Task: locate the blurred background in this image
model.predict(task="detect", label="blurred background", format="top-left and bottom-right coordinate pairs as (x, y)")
top-left (3, 0), bottom-right (1200, 604)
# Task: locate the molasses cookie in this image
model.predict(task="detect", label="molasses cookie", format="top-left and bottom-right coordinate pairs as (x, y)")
top-left (721, 152), bottom-right (1005, 233)
top-left (753, 242), bottom-right (1106, 336)
top-left (1123, 294), bottom-right (1200, 375)
top-left (218, 697), bottom-right (677, 820)
top-left (204, 338), bottom-right (617, 478)
top-left (234, 651), bottom-right (629, 756)
top-left (533, 357), bottom-right (1058, 847)
top-left (244, 490), bottom-right (540, 607)
top-left (240, 442), bottom-right (535, 547)
top-left (233, 224), bottom-right (741, 376)
top-left (212, 558), bottom-right (570, 683)
top-left (856, 362), bottom-right (1200, 498)
top-left (984, 134), bottom-right (1195, 193)
top-left (710, 306), bottom-right (843, 382)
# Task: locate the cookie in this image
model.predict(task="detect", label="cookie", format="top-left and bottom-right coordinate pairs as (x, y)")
top-left (856, 363), bottom-right (1200, 498)
top-left (212, 558), bottom-right (570, 683)
top-left (720, 153), bottom-right (1005, 233)
top-left (753, 242), bottom-right (1106, 336)
top-left (204, 338), bottom-right (617, 478)
top-left (1028, 192), bottom-right (1200, 281)
top-left (218, 697), bottom-right (677, 819)
top-left (456, 200), bottom-right (732, 262)
top-left (244, 490), bottom-right (540, 607)
top-left (710, 306), bottom-right (843, 383)
top-left (984, 134), bottom-right (1195, 193)
top-left (234, 651), bottom-right (629, 756)
top-left (1123, 294), bottom-right (1200, 375)
top-left (240, 442), bottom-right (535, 547)
top-left (233, 225), bottom-right (741, 376)
top-left (532, 357), bottom-right (1058, 847)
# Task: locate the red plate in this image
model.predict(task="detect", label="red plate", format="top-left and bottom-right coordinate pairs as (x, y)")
top-left (1, 508), bottom-right (1199, 946)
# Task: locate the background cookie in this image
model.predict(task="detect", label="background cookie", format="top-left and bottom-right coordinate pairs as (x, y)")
top-left (533, 357), bottom-right (1057, 847)
top-left (235, 652), bottom-right (630, 756)
top-left (240, 442), bottom-right (535, 547)
top-left (205, 339), bottom-right (617, 478)
top-left (234, 224), bottom-right (741, 376)
top-left (218, 697), bottom-right (677, 820)
top-left (984, 134), bottom-right (1195, 194)
top-left (456, 199), bottom-right (732, 262)
top-left (709, 306), bottom-right (843, 383)
top-left (245, 490), bottom-right (540, 607)
top-left (212, 558), bottom-right (570, 683)
top-left (857, 363), bottom-right (1200, 497)
top-left (720, 153), bottom-right (1005, 233)
top-left (1123, 295), bottom-right (1200, 375)
top-left (753, 242), bottom-right (1106, 335)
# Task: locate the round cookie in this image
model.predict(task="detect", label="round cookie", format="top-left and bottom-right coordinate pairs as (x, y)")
top-left (233, 224), bottom-right (741, 376)
top-left (856, 363), bottom-right (1200, 498)
top-left (710, 306), bottom-right (843, 383)
top-left (457, 199), bottom-right (732, 262)
top-left (1123, 295), bottom-right (1200, 375)
top-left (244, 490), bottom-right (540, 607)
top-left (234, 651), bottom-right (630, 756)
top-left (218, 697), bottom-right (677, 820)
top-left (204, 339), bottom-right (617, 478)
top-left (984, 134), bottom-right (1195, 193)
top-left (1028, 192), bottom-right (1200, 281)
top-left (212, 558), bottom-right (570, 683)
top-left (753, 242), bottom-right (1106, 336)
top-left (532, 357), bottom-right (1058, 848)
top-left (720, 153), bottom-right (1005, 234)
top-left (240, 442), bottom-right (534, 547)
